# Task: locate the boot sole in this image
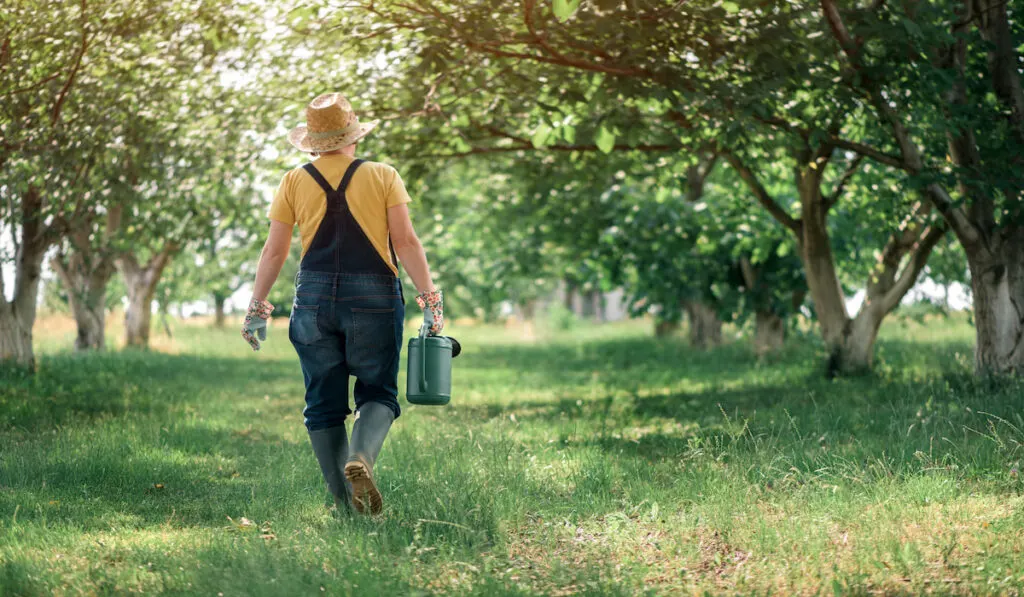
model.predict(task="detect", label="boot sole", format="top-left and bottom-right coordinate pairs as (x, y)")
top-left (344, 460), bottom-right (382, 515)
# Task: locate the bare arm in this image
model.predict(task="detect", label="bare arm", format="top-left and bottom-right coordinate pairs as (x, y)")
top-left (252, 220), bottom-right (293, 301)
top-left (388, 203), bottom-right (435, 294)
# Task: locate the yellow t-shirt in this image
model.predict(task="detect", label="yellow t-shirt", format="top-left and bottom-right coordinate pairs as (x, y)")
top-left (267, 154), bottom-right (412, 276)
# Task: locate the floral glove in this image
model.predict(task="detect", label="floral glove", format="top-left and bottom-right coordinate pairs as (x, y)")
top-left (241, 297), bottom-right (274, 351)
top-left (415, 289), bottom-right (444, 335)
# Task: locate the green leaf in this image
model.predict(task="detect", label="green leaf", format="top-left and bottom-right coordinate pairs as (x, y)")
top-left (721, 1), bottom-right (739, 13)
top-left (552, 0), bottom-right (582, 21)
top-left (595, 125), bottom-right (615, 153)
top-left (536, 100), bottom-right (563, 114)
top-left (900, 17), bottom-right (922, 38)
top-left (562, 124), bottom-right (576, 144)
top-left (532, 124), bottom-right (554, 149)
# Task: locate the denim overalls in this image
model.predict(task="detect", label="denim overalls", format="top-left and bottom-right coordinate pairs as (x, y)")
top-left (289, 159), bottom-right (405, 431)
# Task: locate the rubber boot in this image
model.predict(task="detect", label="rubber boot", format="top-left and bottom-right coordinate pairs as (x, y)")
top-left (307, 426), bottom-right (353, 514)
top-left (345, 401), bottom-right (395, 515)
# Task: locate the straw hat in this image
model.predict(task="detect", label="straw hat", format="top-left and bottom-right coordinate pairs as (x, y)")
top-left (287, 93), bottom-right (378, 153)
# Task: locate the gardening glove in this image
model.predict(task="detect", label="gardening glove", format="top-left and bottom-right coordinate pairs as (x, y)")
top-left (241, 297), bottom-right (274, 351)
top-left (415, 289), bottom-right (444, 335)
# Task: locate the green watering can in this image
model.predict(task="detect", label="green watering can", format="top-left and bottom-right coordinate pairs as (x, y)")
top-left (406, 316), bottom-right (461, 406)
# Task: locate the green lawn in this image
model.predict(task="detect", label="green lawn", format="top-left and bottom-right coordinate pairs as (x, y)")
top-left (1, 315), bottom-right (1023, 595)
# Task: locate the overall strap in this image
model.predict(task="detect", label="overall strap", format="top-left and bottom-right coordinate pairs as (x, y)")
top-left (301, 163), bottom-right (335, 194)
top-left (336, 158), bottom-right (365, 196)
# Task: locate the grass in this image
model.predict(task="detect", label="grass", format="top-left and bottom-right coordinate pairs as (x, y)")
top-left (1, 312), bottom-right (1022, 595)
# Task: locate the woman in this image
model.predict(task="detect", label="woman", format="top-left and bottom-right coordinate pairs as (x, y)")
top-left (240, 93), bottom-right (444, 515)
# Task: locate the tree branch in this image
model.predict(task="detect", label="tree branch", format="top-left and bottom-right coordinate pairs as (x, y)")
top-left (880, 223), bottom-right (948, 314)
top-left (820, 0), bottom-right (860, 61)
top-left (51, 0), bottom-right (90, 127)
top-left (739, 257), bottom-right (759, 291)
top-left (463, 40), bottom-right (654, 78)
top-left (104, 203), bottom-right (124, 245)
top-left (722, 152), bottom-right (802, 235)
top-left (828, 137), bottom-right (902, 168)
top-left (395, 0), bottom-right (659, 79)
top-left (420, 140), bottom-right (681, 159)
top-left (46, 160), bottom-right (95, 245)
top-left (523, 0), bottom-right (576, 66)
top-left (117, 251), bottom-right (141, 282)
top-left (2, 72), bottom-right (62, 98)
top-left (698, 152), bottom-right (719, 188)
top-left (824, 154), bottom-right (863, 211)
top-left (0, 36), bottom-right (10, 73)
top-left (752, 111), bottom-right (903, 169)
top-left (147, 241), bottom-right (179, 277)
top-left (820, 0), bottom-right (981, 249)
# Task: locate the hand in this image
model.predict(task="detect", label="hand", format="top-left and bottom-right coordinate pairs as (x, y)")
top-left (241, 297), bottom-right (274, 351)
top-left (415, 289), bottom-right (444, 335)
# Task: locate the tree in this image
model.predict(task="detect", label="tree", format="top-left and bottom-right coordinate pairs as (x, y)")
top-left (49, 202), bottom-right (123, 350)
top-left (596, 151), bottom-right (806, 352)
top-left (113, 125), bottom-right (267, 348)
top-left (315, 0), bottom-right (946, 373)
top-left (0, 0), bottom-right (267, 362)
top-left (0, 0), bottom-right (97, 367)
top-left (818, 0), bottom-right (1024, 374)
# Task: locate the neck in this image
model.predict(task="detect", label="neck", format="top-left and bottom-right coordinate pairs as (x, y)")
top-left (318, 144), bottom-right (357, 158)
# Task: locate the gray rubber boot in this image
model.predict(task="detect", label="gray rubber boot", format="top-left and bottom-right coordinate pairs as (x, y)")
top-left (345, 401), bottom-right (395, 515)
top-left (307, 426), bottom-right (353, 514)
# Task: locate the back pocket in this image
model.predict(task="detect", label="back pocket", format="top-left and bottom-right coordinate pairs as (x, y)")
top-left (349, 307), bottom-right (397, 373)
top-left (289, 304), bottom-right (322, 345)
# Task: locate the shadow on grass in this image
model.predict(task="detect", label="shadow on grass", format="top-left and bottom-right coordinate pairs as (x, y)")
top-left (454, 335), bottom-right (790, 377)
top-left (0, 350), bottom-right (298, 432)
top-left (0, 419), bottom-right (303, 531)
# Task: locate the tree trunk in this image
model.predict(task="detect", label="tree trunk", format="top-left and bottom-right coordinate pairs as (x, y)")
top-left (730, 143), bottom-right (946, 374)
top-left (213, 293), bottom-right (227, 328)
top-left (157, 301), bottom-right (174, 338)
top-left (0, 306), bottom-right (35, 370)
top-left (123, 282), bottom-right (155, 348)
top-left (829, 308), bottom-right (885, 375)
top-left (971, 0), bottom-right (1024, 145)
top-left (51, 250), bottom-right (115, 351)
top-left (684, 300), bottom-right (722, 349)
top-left (655, 319), bottom-right (680, 338)
top-left (520, 299), bottom-right (536, 341)
top-left (589, 290), bottom-right (606, 323)
top-left (69, 287), bottom-right (107, 350)
top-left (798, 171), bottom-right (851, 348)
top-left (954, 4), bottom-right (1024, 374)
top-left (118, 243), bottom-right (178, 349)
top-left (674, 156), bottom-right (721, 346)
top-left (0, 186), bottom-right (51, 369)
top-left (798, 171), bottom-right (946, 375)
top-left (580, 289), bottom-right (605, 322)
top-left (563, 278), bottom-right (577, 313)
top-left (739, 258), bottom-right (793, 356)
top-left (753, 310), bottom-right (785, 356)
top-left (795, 170), bottom-right (866, 373)
top-left (580, 289), bottom-right (595, 319)
top-left (967, 230), bottom-right (1024, 374)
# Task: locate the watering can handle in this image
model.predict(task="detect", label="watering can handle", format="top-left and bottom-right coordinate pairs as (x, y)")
top-left (418, 322), bottom-right (430, 394)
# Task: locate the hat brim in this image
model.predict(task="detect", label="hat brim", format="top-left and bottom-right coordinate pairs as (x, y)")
top-left (287, 120), bottom-right (379, 153)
